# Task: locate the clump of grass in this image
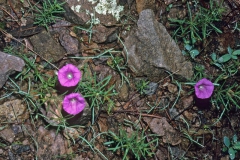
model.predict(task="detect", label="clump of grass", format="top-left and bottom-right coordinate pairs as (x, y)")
top-left (107, 52), bottom-right (130, 86)
top-left (104, 128), bottom-right (159, 160)
top-left (2, 45), bottom-right (57, 119)
top-left (212, 77), bottom-right (240, 110)
top-left (135, 79), bottom-right (149, 95)
top-left (34, 0), bottom-right (65, 30)
top-left (169, 0), bottom-right (225, 45)
top-left (75, 65), bottom-right (117, 123)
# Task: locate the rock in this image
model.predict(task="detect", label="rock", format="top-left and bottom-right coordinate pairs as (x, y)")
top-left (115, 79), bottom-right (129, 101)
top-left (36, 126), bottom-right (68, 159)
top-left (60, 0), bottom-right (122, 43)
top-left (29, 30), bottom-right (67, 62)
top-left (144, 82), bottom-right (158, 96)
top-left (0, 51), bottom-right (25, 88)
top-left (124, 9), bottom-right (193, 81)
top-left (62, 0), bottom-right (123, 25)
top-left (155, 148), bottom-right (168, 160)
top-left (92, 24), bottom-right (117, 43)
top-left (167, 83), bottom-right (178, 93)
top-left (12, 144), bottom-right (31, 154)
top-left (0, 99), bottom-right (29, 123)
top-left (144, 117), bottom-right (181, 145)
top-left (136, 0), bottom-right (155, 14)
top-left (168, 146), bottom-right (185, 158)
top-left (0, 127), bottom-right (15, 143)
top-left (51, 20), bottom-right (80, 54)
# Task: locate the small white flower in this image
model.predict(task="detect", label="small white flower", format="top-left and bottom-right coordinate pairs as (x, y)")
top-left (88, 0), bottom-right (98, 4)
top-left (95, 3), bottom-right (107, 15)
top-left (94, 0), bottom-right (124, 21)
top-left (94, 18), bottom-right (100, 24)
top-left (86, 9), bottom-right (90, 14)
top-left (75, 5), bottom-right (81, 13)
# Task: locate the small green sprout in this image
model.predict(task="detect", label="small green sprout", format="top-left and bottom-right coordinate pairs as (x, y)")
top-left (223, 134), bottom-right (240, 160)
top-left (182, 44), bottom-right (200, 59)
top-left (135, 79), bottom-right (150, 95)
top-left (211, 46), bottom-right (240, 64)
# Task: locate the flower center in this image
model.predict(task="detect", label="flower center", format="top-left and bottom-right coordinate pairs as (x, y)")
top-left (199, 85), bottom-right (204, 90)
top-left (67, 73), bottom-right (73, 79)
top-left (70, 98), bottom-right (76, 103)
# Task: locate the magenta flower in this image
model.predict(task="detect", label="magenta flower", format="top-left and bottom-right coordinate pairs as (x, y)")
top-left (62, 93), bottom-right (86, 115)
top-left (58, 64), bottom-right (81, 87)
top-left (194, 78), bottom-right (214, 99)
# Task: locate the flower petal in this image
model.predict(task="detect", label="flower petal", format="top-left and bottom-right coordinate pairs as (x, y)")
top-left (63, 93), bottom-right (86, 115)
top-left (58, 64), bottom-right (81, 87)
top-left (194, 78), bottom-right (214, 99)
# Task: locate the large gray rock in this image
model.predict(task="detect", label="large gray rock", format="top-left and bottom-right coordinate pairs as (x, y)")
top-left (0, 51), bottom-right (25, 88)
top-left (124, 9), bottom-right (193, 81)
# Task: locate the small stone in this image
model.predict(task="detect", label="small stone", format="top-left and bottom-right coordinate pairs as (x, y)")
top-left (22, 139), bottom-right (29, 145)
top-left (182, 95), bottom-right (194, 109)
top-left (116, 80), bottom-right (129, 101)
top-left (0, 99), bottom-right (29, 123)
top-left (0, 51), bottom-right (25, 88)
top-left (145, 82), bottom-right (158, 95)
top-left (0, 127), bottom-right (15, 143)
top-left (167, 83), bottom-right (178, 93)
top-left (144, 117), bottom-right (181, 145)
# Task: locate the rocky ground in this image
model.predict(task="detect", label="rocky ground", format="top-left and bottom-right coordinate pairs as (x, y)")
top-left (0, 0), bottom-right (240, 159)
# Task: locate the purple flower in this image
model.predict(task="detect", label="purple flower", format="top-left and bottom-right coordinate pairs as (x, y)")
top-left (62, 93), bottom-right (86, 115)
top-left (58, 64), bottom-right (81, 87)
top-left (194, 78), bottom-right (214, 99)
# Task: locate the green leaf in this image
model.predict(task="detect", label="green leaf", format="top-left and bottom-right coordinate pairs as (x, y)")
top-left (231, 55), bottom-right (238, 60)
top-left (233, 134), bottom-right (238, 143)
top-left (185, 44), bottom-right (192, 51)
top-left (224, 136), bottom-right (230, 147)
top-left (211, 53), bottom-right (217, 61)
top-left (190, 49), bottom-right (200, 59)
top-left (218, 54), bottom-right (231, 63)
top-left (227, 46), bottom-right (233, 54)
top-left (182, 50), bottom-right (187, 55)
top-left (213, 62), bottom-right (223, 69)
top-left (233, 142), bottom-right (240, 150)
top-left (228, 147), bottom-right (236, 160)
top-left (222, 146), bottom-right (228, 152)
top-left (232, 49), bottom-right (240, 56)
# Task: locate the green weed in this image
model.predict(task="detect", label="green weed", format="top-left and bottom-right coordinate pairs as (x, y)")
top-left (192, 64), bottom-right (206, 80)
top-left (211, 47), bottom-right (240, 75)
top-left (223, 134), bottom-right (240, 160)
top-left (74, 10), bottom-right (100, 43)
top-left (169, 0), bottom-right (224, 44)
top-left (2, 46), bottom-right (58, 124)
top-left (34, 0), bottom-right (65, 30)
top-left (104, 128), bottom-right (158, 160)
top-left (75, 66), bottom-right (117, 123)
top-left (135, 79), bottom-right (149, 95)
top-left (107, 52), bottom-right (130, 86)
top-left (182, 43), bottom-right (200, 59)
top-left (212, 79), bottom-right (240, 110)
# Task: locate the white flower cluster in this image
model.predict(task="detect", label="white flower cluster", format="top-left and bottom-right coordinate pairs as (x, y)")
top-left (86, 10), bottom-right (100, 25)
top-left (93, 0), bottom-right (124, 21)
top-left (71, 5), bottom-right (81, 13)
top-left (88, 0), bottom-right (98, 4)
